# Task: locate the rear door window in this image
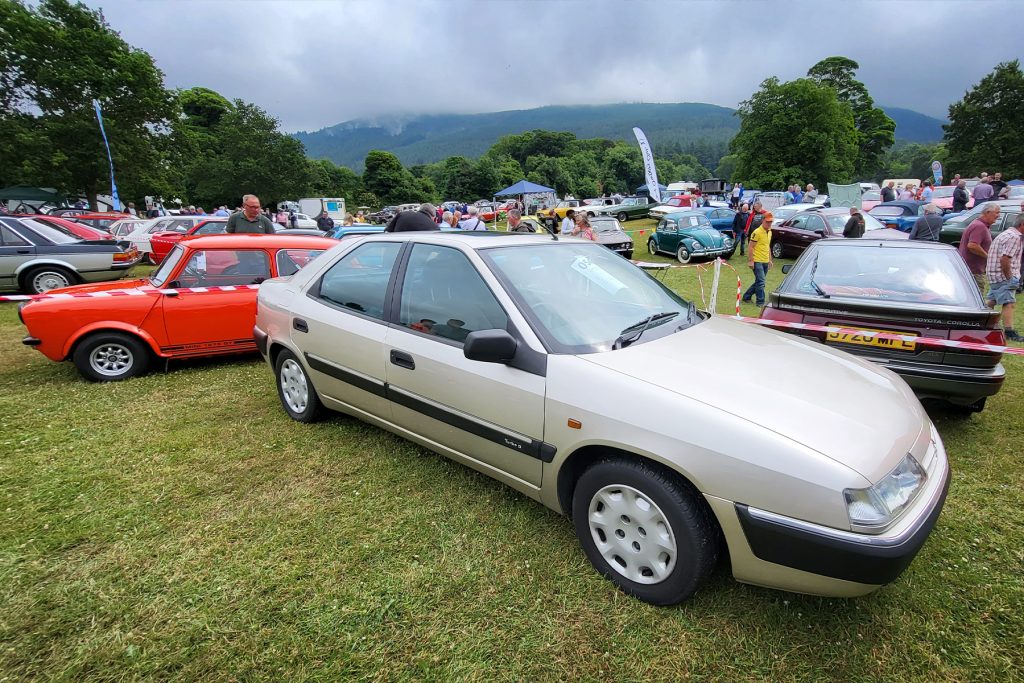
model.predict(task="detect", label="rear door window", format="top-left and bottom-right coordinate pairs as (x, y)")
top-left (315, 242), bottom-right (402, 320)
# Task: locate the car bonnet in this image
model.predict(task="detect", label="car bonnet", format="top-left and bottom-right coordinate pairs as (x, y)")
top-left (682, 226), bottom-right (725, 246)
top-left (578, 315), bottom-right (927, 481)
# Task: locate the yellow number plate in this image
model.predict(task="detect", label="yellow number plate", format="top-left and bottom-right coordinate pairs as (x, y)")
top-left (826, 326), bottom-right (917, 351)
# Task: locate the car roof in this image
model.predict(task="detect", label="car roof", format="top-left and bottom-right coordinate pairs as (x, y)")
top-left (356, 231), bottom-right (567, 250)
top-left (72, 212), bottom-right (131, 218)
top-left (876, 200), bottom-right (925, 209)
top-left (814, 237), bottom-right (956, 251)
top-left (178, 234), bottom-right (337, 249)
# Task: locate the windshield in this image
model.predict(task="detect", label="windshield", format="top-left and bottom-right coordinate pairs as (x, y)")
top-left (591, 218), bottom-right (622, 233)
top-left (151, 244), bottom-right (185, 286)
top-left (869, 206), bottom-right (905, 217)
top-left (862, 191), bottom-right (881, 201)
top-left (482, 242), bottom-right (697, 353)
top-left (18, 218), bottom-right (81, 244)
top-left (1008, 186), bottom-right (1024, 198)
top-left (784, 245), bottom-right (975, 307)
top-left (931, 187), bottom-right (954, 198)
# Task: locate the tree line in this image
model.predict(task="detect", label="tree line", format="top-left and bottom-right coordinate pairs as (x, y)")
top-left (1, 1), bottom-right (1019, 212)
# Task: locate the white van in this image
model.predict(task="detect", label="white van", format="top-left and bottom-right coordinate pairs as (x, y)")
top-left (299, 197), bottom-right (346, 222)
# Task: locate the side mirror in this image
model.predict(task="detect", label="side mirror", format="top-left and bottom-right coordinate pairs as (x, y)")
top-left (781, 264), bottom-right (793, 274)
top-left (464, 329), bottom-right (517, 364)
top-left (814, 229), bottom-right (825, 236)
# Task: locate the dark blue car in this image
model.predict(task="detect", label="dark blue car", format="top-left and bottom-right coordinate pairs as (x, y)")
top-left (690, 206), bottom-right (738, 239)
top-left (867, 201), bottom-right (926, 233)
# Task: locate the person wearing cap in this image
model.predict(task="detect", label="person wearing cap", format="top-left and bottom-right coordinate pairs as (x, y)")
top-left (909, 204), bottom-right (943, 241)
top-left (742, 212), bottom-right (774, 307)
top-left (843, 207), bottom-right (865, 238)
top-left (385, 203), bottom-right (440, 232)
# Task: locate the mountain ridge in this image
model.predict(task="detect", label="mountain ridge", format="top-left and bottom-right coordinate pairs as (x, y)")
top-left (293, 102), bottom-right (946, 171)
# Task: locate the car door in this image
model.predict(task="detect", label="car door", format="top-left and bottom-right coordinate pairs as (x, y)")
top-left (0, 221), bottom-right (37, 289)
top-left (160, 247), bottom-right (271, 352)
top-left (384, 242), bottom-right (545, 487)
top-left (776, 214), bottom-right (808, 251)
top-left (656, 218), bottom-right (679, 253)
top-left (795, 214), bottom-right (827, 254)
top-left (287, 240), bottom-right (402, 420)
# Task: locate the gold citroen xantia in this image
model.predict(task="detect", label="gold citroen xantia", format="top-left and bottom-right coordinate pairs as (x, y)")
top-left (254, 231), bottom-right (949, 606)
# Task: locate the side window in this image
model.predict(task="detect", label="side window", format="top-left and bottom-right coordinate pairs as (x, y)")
top-left (276, 248), bottom-right (325, 277)
top-left (316, 241), bottom-right (401, 320)
top-left (398, 244), bottom-right (508, 343)
top-left (195, 222), bottom-right (226, 235)
top-left (805, 215), bottom-right (826, 232)
top-left (658, 219), bottom-right (673, 232)
top-left (1, 225), bottom-right (30, 247)
top-left (788, 215), bottom-right (808, 230)
top-left (179, 249), bottom-right (271, 286)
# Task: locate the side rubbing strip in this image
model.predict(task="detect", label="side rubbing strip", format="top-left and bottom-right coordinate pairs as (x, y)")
top-left (304, 353), bottom-right (387, 398)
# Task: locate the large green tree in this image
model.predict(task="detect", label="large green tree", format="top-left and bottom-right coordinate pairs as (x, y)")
top-left (807, 57), bottom-right (895, 178)
top-left (363, 150), bottom-right (433, 205)
top-left (943, 60), bottom-right (1024, 179)
top-left (730, 77), bottom-right (859, 189)
top-left (0, 0), bottom-right (176, 206)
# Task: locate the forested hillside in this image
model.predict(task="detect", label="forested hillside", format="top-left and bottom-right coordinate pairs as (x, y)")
top-left (293, 102), bottom-right (945, 172)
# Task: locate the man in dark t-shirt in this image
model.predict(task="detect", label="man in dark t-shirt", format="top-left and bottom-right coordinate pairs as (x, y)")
top-left (226, 194), bottom-right (276, 233)
top-left (385, 203), bottom-right (440, 232)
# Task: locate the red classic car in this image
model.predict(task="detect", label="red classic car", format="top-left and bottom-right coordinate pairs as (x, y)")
top-left (150, 217), bottom-right (228, 264)
top-left (66, 212), bottom-right (132, 231)
top-left (14, 214), bottom-right (115, 241)
top-left (19, 234), bottom-right (337, 381)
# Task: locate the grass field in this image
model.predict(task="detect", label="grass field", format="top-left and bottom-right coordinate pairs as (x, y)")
top-left (1, 225), bottom-right (1021, 681)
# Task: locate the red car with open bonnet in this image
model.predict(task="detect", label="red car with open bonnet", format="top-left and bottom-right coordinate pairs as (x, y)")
top-left (19, 234), bottom-right (336, 381)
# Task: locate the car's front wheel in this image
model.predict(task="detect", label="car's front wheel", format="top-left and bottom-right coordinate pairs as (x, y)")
top-left (572, 458), bottom-right (718, 605)
top-left (647, 238), bottom-right (659, 256)
top-left (770, 241), bottom-right (784, 259)
top-left (73, 332), bottom-right (151, 382)
top-left (275, 349), bottom-right (322, 422)
top-left (23, 265), bottom-right (76, 294)
top-left (677, 245), bottom-right (693, 264)
top-left (617, 212), bottom-right (628, 222)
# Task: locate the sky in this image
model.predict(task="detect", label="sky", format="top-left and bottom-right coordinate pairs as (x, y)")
top-left (89, 0), bottom-right (1020, 133)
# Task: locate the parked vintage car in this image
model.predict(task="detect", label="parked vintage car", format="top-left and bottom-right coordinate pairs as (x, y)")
top-left (689, 206), bottom-right (738, 238)
top-left (149, 218), bottom-right (229, 264)
top-left (66, 212), bottom-right (132, 231)
top-left (253, 231), bottom-right (949, 605)
top-left (929, 185), bottom-right (973, 213)
top-left (939, 200), bottom-right (1022, 246)
top-left (589, 216), bottom-right (633, 259)
top-left (19, 234), bottom-right (336, 381)
top-left (646, 211), bottom-right (735, 263)
top-left (0, 216), bottom-right (137, 293)
top-left (647, 195), bottom-right (698, 220)
top-left (770, 208), bottom-right (905, 258)
top-left (868, 201), bottom-right (927, 233)
top-left (125, 215), bottom-right (211, 261)
top-left (108, 217), bottom-right (151, 238)
top-left (537, 200), bottom-right (582, 222)
top-left (860, 190), bottom-right (883, 212)
top-left (600, 195), bottom-right (657, 222)
top-left (762, 239), bottom-right (1005, 412)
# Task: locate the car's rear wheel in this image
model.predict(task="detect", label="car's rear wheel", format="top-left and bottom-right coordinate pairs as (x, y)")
top-left (647, 238), bottom-right (658, 256)
top-left (23, 266), bottom-right (75, 294)
top-left (572, 458), bottom-right (718, 605)
top-left (617, 212), bottom-right (628, 222)
top-left (677, 245), bottom-right (692, 264)
top-left (73, 332), bottom-right (150, 382)
top-left (275, 349), bottom-right (322, 422)
top-left (770, 241), bottom-right (784, 259)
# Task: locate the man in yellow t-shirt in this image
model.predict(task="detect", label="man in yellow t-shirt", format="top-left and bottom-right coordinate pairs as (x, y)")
top-left (742, 212), bottom-right (774, 307)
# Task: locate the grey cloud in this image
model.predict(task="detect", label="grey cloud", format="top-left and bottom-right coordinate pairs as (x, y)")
top-left (92, 0), bottom-right (1020, 132)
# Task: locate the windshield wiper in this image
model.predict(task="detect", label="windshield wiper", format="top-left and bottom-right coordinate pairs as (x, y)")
top-left (612, 312), bottom-right (679, 349)
top-left (808, 253), bottom-right (829, 298)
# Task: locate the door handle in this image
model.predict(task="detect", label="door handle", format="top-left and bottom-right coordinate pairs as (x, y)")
top-left (293, 318), bottom-right (308, 333)
top-left (390, 350), bottom-right (415, 370)
top-left (16, 249), bottom-right (30, 254)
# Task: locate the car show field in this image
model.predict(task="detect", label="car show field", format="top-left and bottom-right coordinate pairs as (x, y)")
top-left (0, 242), bottom-right (1020, 681)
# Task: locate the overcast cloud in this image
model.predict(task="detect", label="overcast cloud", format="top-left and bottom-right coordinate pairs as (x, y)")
top-left (90, 0), bottom-right (1019, 133)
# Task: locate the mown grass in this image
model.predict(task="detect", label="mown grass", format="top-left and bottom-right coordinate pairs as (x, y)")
top-left (0, 232), bottom-right (1021, 681)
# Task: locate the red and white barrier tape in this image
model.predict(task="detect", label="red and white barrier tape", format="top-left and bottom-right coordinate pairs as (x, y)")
top-left (728, 315), bottom-right (1024, 356)
top-left (0, 284), bottom-right (260, 302)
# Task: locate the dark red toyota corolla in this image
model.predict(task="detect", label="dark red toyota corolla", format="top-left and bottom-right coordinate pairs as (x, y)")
top-left (761, 238), bottom-right (1006, 412)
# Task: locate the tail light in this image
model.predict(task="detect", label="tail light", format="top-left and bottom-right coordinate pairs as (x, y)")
top-left (113, 251), bottom-right (131, 262)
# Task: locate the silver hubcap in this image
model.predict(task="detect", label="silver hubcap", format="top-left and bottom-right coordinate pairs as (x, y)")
top-left (33, 271), bottom-right (70, 292)
top-left (588, 484), bottom-right (677, 584)
top-left (280, 358), bottom-right (309, 414)
top-left (89, 343), bottom-right (133, 377)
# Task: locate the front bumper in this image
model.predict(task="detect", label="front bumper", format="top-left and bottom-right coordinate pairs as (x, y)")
top-left (734, 451), bottom-right (950, 587)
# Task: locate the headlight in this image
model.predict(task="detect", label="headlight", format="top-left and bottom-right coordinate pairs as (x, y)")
top-left (723, 236), bottom-right (734, 246)
top-left (844, 454), bottom-right (926, 530)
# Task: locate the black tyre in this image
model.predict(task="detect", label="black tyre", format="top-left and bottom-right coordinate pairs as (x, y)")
top-left (72, 332), bottom-right (151, 382)
top-left (724, 247), bottom-right (736, 259)
top-left (572, 458), bottom-right (718, 605)
top-left (677, 245), bottom-right (692, 264)
top-left (617, 212), bottom-right (628, 222)
top-left (770, 241), bottom-right (784, 259)
top-left (23, 265), bottom-right (76, 294)
top-left (647, 238), bottom-right (658, 256)
top-left (275, 349), bottom-right (323, 422)
top-left (623, 250), bottom-right (633, 260)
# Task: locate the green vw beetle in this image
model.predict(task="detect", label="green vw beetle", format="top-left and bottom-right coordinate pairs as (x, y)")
top-left (647, 211), bottom-right (735, 264)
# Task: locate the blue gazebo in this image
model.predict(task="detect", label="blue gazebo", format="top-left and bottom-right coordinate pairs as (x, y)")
top-left (494, 180), bottom-right (556, 196)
